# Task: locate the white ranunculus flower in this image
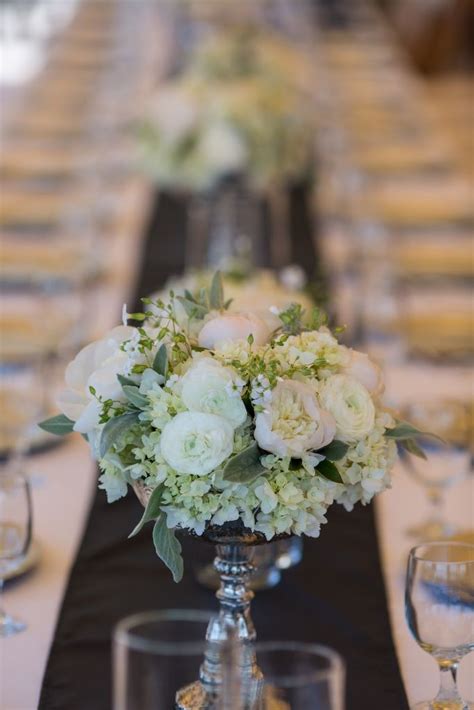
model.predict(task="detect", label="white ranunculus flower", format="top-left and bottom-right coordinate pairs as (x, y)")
top-left (319, 374), bottom-right (375, 443)
top-left (199, 121), bottom-right (247, 176)
top-left (181, 357), bottom-right (246, 428)
top-left (160, 411), bottom-right (234, 476)
top-left (343, 349), bottom-right (384, 397)
top-left (57, 325), bottom-right (135, 435)
top-left (254, 380), bottom-right (336, 458)
top-left (198, 312), bottom-right (271, 349)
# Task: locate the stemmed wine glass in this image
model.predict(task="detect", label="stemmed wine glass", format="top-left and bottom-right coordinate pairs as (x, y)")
top-left (0, 466), bottom-right (33, 637)
top-left (401, 399), bottom-right (472, 540)
top-left (405, 542), bottom-right (474, 710)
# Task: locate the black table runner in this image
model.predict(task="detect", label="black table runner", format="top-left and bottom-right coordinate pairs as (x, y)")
top-left (39, 190), bottom-right (408, 710)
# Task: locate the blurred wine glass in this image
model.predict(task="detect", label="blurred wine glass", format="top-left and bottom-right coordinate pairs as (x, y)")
top-left (405, 542), bottom-right (474, 710)
top-left (0, 466), bottom-right (33, 637)
top-left (401, 399), bottom-right (473, 541)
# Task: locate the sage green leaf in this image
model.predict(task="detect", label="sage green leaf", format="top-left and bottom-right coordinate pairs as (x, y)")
top-left (176, 296), bottom-right (208, 319)
top-left (209, 271), bottom-right (224, 310)
top-left (183, 289), bottom-right (196, 302)
top-left (129, 483), bottom-right (165, 537)
top-left (99, 412), bottom-right (139, 458)
top-left (318, 440), bottom-right (349, 461)
top-left (152, 515), bottom-right (184, 583)
top-left (122, 386), bottom-right (149, 409)
top-left (316, 459), bottom-right (343, 484)
top-left (385, 420), bottom-right (443, 442)
top-left (38, 414), bottom-right (75, 436)
top-left (153, 344), bottom-right (168, 378)
top-left (223, 442), bottom-right (266, 484)
top-left (399, 438), bottom-right (427, 460)
top-left (117, 374), bottom-right (136, 388)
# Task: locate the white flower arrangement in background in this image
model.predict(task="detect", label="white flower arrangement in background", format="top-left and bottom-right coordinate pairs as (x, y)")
top-left (41, 273), bottom-right (430, 582)
top-left (137, 30), bottom-right (314, 191)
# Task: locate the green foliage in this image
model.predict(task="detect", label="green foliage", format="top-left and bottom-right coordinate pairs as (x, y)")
top-left (129, 484), bottom-right (165, 537)
top-left (99, 412), bottom-right (140, 458)
top-left (386, 419), bottom-right (442, 460)
top-left (153, 344), bottom-right (168, 379)
top-left (398, 438), bottom-right (427, 460)
top-left (152, 515), bottom-right (184, 583)
top-left (38, 414), bottom-right (75, 436)
top-left (122, 386), bottom-right (149, 410)
top-left (209, 271), bottom-right (224, 309)
top-left (318, 440), bottom-right (349, 462)
top-left (223, 442), bottom-right (266, 483)
top-left (316, 459), bottom-right (343, 484)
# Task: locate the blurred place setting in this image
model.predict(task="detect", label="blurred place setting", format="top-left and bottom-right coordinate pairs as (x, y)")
top-left (0, 1), bottom-right (472, 709)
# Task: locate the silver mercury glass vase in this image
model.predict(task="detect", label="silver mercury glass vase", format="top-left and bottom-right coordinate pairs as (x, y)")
top-left (133, 481), bottom-right (289, 709)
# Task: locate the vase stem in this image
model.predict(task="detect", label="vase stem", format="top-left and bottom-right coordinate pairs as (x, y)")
top-left (201, 544), bottom-right (261, 692)
top-left (175, 542), bottom-right (263, 709)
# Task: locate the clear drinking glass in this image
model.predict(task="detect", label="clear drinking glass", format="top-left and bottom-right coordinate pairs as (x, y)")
top-left (405, 542), bottom-right (474, 710)
top-left (401, 400), bottom-right (472, 540)
top-left (113, 609), bottom-right (226, 710)
top-left (239, 641), bottom-right (345, 710)
top-left (0, 468), bottom-right (33, 637)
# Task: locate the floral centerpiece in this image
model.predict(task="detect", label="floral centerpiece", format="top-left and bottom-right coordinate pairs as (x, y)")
top-left (137, 31), bottom-right (313, 192)
top-left (40, 273), bottom-right (427, 582)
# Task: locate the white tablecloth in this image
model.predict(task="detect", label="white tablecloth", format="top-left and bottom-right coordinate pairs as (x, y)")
top-left (2, 357), bottom-right (473, 708)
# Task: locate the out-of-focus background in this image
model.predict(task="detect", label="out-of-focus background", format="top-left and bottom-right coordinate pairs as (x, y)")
top-left (0, 0), bottom-right (472, 457)
top-left (0, 2), bottom-right (472, 707)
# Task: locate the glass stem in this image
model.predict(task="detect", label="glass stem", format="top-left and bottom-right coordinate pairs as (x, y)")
top-left (435, 661), bottom-right (463, 705)
top-left (428, 486), bottom-right (444, 523)
top-left (0, 577), bottom-right (5, 621)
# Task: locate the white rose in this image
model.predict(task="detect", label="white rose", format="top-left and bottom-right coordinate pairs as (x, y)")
top-left (198, 312), bottom-right (271, 349)
top-left (160, 411), bottom-right (234, 476)
top-left (199, 121), bottom-right (247, 175)
top-left (57, 325), bottom-right (135, 435)
top-left (319, 374), bottom-right (375, 443)
top-left (181, 357), bottom-right (247, 428)
top-left (254, 380), bottom-right (336, 458)
top-left (343, 349), bottom-right (384, 397)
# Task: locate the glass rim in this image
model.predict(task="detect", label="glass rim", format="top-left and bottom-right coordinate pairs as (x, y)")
top-left (254, 640), bottom-right (345, 687)
top-left (114, 609), bottom-right (214, 655)
top-left (409, 541), bottom-right (474, 564)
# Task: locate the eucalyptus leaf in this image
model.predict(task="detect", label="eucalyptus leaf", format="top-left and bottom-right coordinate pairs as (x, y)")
top-left (117, 374), bottom-right (136, 388)
top-left (399, 438), bottom-right (427, 460)
top-left (316, 459), bottom-right (343, 484)
top-left (209, 271), bottom-right (224, 310)
top-left (122, 386), bottom-right (149, 409)
top-left (153, 344), bottom-right (168, 378)
top-left (99, 412), bottom-right (139, 458)
top-left (385, 420), bottom-right (443, 442)
top-left (318, 440), bottom-right (349, 462)
top-left (129, 484), bottom-right (165, 537)
top-left (152, 515), bottom-right (184, 583)
top-left (223, 442), bottom-right (266, 484)
top-left (38, 413), bottom-right (75, 436)
top-left (176, 296), bottom-right (208, 320)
